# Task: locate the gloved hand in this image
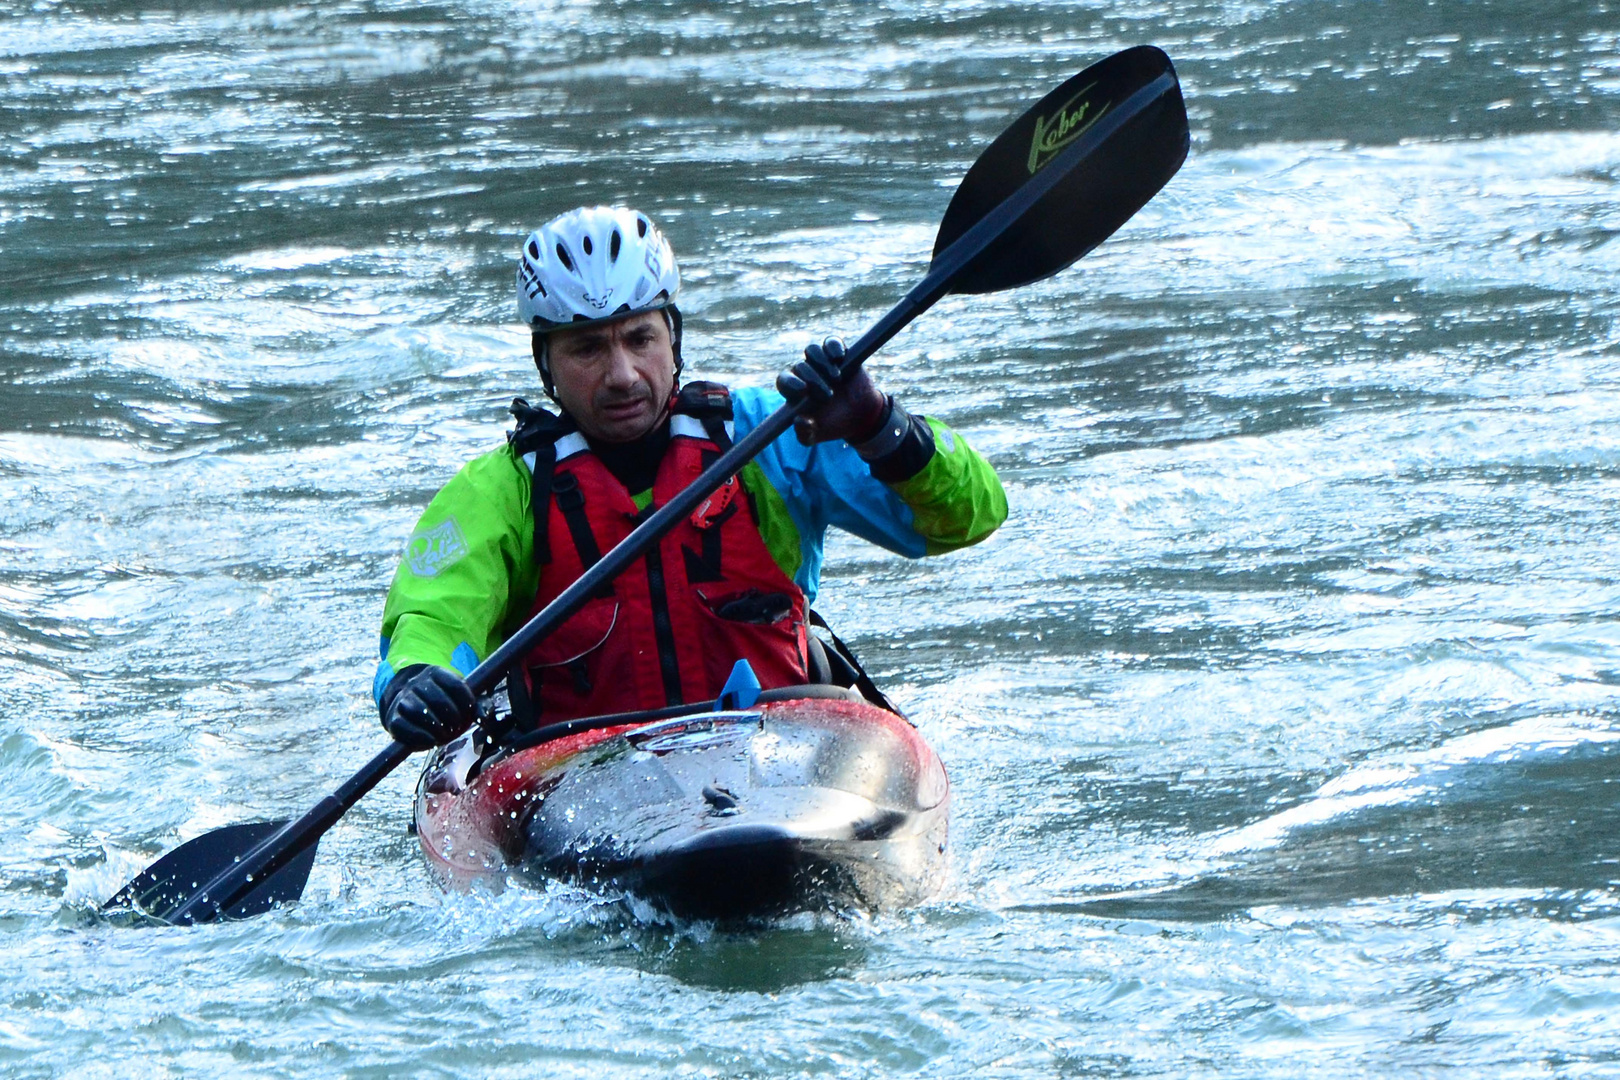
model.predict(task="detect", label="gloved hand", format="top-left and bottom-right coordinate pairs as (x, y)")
top-left (379, 665), bottom-right (478, 750)
top-left (776, 337), bottom-right (889, 446)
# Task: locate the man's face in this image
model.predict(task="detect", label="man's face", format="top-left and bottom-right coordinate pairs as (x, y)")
top-left (545, 311), bottom-right (676, 443)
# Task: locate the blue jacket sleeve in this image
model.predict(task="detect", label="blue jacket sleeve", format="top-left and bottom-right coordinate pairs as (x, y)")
top-left (730, 384), bottom-right (1006, 604)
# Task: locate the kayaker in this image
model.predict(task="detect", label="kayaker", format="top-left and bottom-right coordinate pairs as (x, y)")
top-left (374, 205), bottom-right (1008, 748)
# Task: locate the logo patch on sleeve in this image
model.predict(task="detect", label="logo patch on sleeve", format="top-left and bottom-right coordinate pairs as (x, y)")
top-left (406, 518), bottom-right (469, 578)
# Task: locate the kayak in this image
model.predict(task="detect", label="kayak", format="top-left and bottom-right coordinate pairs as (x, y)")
top-left (413, 684), bottom-right (949, 920)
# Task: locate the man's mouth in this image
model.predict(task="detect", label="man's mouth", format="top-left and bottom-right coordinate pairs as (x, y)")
top-left (601, 396), bottom-right (649, 418)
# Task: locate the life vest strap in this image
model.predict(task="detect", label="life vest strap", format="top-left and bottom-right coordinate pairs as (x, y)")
top-left (552, 471), bottom-right (598, 566)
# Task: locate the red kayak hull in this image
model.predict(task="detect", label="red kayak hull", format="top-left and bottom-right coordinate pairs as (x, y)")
top-left (415, 695), bottom-right (949, 919)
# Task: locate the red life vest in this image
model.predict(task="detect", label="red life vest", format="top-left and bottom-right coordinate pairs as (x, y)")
top-left (508, 383), bottom-right (809, 723)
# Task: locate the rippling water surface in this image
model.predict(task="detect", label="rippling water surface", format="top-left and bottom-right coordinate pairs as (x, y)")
top-left (4, 1), bottom-right (1620, 1076)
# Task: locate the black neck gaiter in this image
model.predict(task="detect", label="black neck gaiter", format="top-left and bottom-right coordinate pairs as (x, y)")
top-left (585, 417), bottom-right (671, 497)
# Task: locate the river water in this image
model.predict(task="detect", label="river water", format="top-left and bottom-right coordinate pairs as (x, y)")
top-left (4, 0), bottom-right (1620, 1076)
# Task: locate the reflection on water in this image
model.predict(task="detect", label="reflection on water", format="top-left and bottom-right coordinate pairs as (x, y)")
top-left (1054, 716), bottom-right (1620, 920)
top-left (623, 921), bottom-right (871, 993)
top-left (3, 0), bottom-right (1620, 1075)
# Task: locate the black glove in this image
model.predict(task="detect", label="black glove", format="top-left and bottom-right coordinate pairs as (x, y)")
top-left (379, 665), bottom-right (478, 750)
top-left (776, 337), bottom-right (888, 446)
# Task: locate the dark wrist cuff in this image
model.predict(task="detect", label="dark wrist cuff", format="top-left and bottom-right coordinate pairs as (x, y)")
top-left (852, 397), bottom-right (906, 459)
top-left (855, 399), bottom-right (936, 484)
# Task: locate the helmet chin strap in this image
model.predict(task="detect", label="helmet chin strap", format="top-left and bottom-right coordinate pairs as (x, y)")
top-left (531, 305), bottom-right (683, 403)
top-left (665, 305), bottom-right (683, 376)
top-left (531, 333), bottom-right (556, 398)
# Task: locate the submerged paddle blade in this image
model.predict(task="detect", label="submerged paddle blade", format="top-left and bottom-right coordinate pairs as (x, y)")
top-left (934, 45), bottom-right (1189, 295)
top-left (103, 820), bottom-right (317, 924)
top-left (103, 742), bottom-right (411, 927)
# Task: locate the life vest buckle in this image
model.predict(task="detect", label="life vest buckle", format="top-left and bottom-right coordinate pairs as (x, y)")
top-left (552, 470), bottom-right (585, 511)
top-left (690, 475), bottom-right (738, 530)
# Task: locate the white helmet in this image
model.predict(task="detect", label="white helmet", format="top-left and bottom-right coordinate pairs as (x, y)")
top-left (516, 206), bottom-right (680, 331)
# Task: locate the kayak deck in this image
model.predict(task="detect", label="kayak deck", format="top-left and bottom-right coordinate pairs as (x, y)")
top-left (414, 692), bottom-right (949, 919)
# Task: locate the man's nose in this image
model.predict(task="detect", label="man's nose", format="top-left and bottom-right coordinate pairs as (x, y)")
top-left (600, 343), bottom-right (640, 388)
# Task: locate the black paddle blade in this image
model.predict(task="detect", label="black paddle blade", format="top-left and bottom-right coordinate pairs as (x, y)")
top-left (934, 45), bottom-right (1189, 295)
top-left (102, 820), bottom-right (317, 924)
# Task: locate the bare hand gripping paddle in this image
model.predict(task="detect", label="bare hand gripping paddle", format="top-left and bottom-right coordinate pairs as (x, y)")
top-left (104, 45), bottom-right (1189, 925)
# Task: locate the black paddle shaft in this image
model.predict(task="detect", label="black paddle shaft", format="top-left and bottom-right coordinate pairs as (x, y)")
top-left (120, 47), bottom-right (1190, 926)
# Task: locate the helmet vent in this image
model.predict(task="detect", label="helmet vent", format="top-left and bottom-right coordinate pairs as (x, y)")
top-left (581, 235), bottom-right (593, 255)
top-left (609, 230), bottom-right (621, 261)
top-left (555, 243), bottom-right (574, 272)
top-left (636, 217), bottom-right (648, 238)
top-left (527, 239), bottom-right (540, 260)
